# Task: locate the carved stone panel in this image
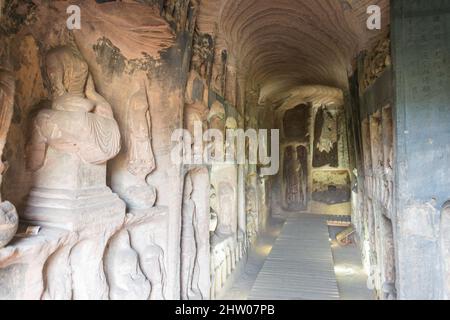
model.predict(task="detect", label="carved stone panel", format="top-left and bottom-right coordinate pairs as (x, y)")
top-left (313, 106), bottom-right (339, 168)
top-left (0, 66), bottom-right (18, 248)
top-left (181, 168), bottom-right (210, 300)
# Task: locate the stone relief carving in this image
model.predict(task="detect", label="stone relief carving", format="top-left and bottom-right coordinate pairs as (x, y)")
top-left (313, 106), bottom-right (339, 168)
top-left (127, 87), bottom-right (156, 179)
top-left (211, 49), bottom-right (227, 95)
top-left (181, 169), bottom-right (210, 300)
top-left (317, 108), bottom-right (338, 153)
top-left (102, 209), bottom-right (169, 301)
top-left (0, 67), bottom-right (14, 189)
top-left (140, 235), bottom-right (167, 300)
top-left (122, 86), bottom-right (157, 210)
top-left (214, 182), bottom-right (236, 240)
top-left (105, 230), bottom-right (151, 300)
top-left (191, 31), bottom-right (214, 80)
top-left (296, 145), bottom-right (308, 209)
top-left (0, 66), bottom-right (18, 248)
top-left (181, 173), bottom-right (202, 300)
top-left (361, 38), bottom-right (391, 92)
top-left (283, 146), bottom-right (304, 210)
top-left (246, 185), bottom-right (258, 244)
top-left (207, 101), bottom-right (226, 134)
top-left (209, 184), bottom-right (218, 233)
top-left (184, 29), bottom-right (212, 163)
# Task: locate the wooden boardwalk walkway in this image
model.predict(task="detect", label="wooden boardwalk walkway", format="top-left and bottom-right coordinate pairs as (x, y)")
top-left (248, 214), bottom-right (340, 300)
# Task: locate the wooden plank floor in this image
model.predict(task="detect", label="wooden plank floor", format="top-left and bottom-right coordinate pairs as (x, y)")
top-left (248, 214), bottom-right (340, 300)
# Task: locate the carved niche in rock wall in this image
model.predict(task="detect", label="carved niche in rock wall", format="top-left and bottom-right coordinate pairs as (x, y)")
top-left (312, 170), bottom-right (351, 205)
top-left (296, 145), bottom-right (308, 210)
top-left (181, 169), bottom-right (210, 300)
top-left (186, 30), bottom-right (212, 100)
top-left (191, 31), bottom-right (214, 81)
top-left (313, 106), bottom-right (339, 168)
top-left (184, 86), bottom-right (209, 163)
top-left (0, 66), bottom-right (18, 248)
top-left (214, 181), bottom-right (236, 240)
top-left (283, 105), bottom-right (310, 141)
top-left (283, 146), bottom-right (306, 211)
top-left (23, 45), bottom-right (124, 230)
top-left (130, 215), bottom-right (168, 301)
top-left (121, 85), bottom-right (157, 211)
top-left (139, 236), bottom-right (166, 300)
top-left (361, 38), bottom-right (391, 93)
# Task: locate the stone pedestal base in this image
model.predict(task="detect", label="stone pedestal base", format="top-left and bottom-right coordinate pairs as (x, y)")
top-left (23, 148), bottom-right (125, 231)
top-left (23, 187), bottom-right (125, 232)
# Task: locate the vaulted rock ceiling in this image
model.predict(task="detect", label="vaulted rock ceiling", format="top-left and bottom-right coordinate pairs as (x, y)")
top-left (197, 0), bottom-right (389, 103)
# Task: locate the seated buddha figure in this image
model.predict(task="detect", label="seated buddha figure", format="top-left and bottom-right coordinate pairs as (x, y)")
top-left (27, 45), bottom-right (121, 171)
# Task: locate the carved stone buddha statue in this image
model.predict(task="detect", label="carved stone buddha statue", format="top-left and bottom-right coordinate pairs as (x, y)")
top-left (23, 45), bottom-right (125, 231)
top-left (26, 46), bottom-right (121, 171)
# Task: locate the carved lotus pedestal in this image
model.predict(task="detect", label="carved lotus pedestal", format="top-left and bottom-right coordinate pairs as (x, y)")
top-left (23, 148), bottom-right (125, 232)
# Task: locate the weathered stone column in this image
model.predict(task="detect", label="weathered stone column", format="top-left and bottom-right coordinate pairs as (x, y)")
top-left (392, 0), bottom-right (450, 299)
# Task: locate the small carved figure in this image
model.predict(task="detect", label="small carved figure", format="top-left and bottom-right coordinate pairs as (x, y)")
top-left (122, 86), bottom-right (157, 209)
top-left (191, 31), bottom-right (214, 79)
top-left (141, 235), bottom-right (167, 300)
top-left (215, 182), bottom-right (236, 238)
top-left (126, 87), bottom-right (156, 179)
top-left (105, 231), bottom-right (150, 300)
top-left (184, 101), bottom-right (208, 164)
top-left (181, 173), bottom-right (202, 300)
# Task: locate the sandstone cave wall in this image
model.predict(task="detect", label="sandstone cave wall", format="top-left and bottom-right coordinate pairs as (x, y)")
top-left (0, 0), bottom-right (269, 300)
top-left (390, 0), bottom-right (450, 300)
top-left (272, 98), bottom-right (351, 219)
top-left (348, 0), bottom-right (450, 299)
top-left (347, 36), bottom-right (396, 299)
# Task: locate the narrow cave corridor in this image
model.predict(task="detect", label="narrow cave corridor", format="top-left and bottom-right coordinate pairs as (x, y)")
top-left (0, 0), bottom-right (450, 302)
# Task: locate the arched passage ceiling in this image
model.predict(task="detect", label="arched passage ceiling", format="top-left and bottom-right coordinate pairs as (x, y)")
top-left (197, 0), bottom-right (389, 102)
